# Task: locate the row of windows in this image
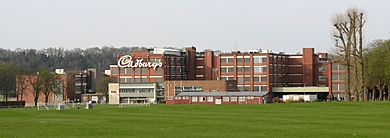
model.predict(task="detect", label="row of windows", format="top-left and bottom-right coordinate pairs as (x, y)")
top-left (189, 96), bottom-right (254, 102)
top-left (220, 76), bottom-right (267, 82)
top-left (119, 88), bottom-right (154, 93)
top-left (119, 78), bottom-right (163, 83)
top-left (220, 66), bottom-right (268, 73)
top-left (112, 68), bottom-right (163, 75)
top-left (237, 85), bottom-right (267, 92)
top-left (175, 86), bottom-right (203, 93)
top-left (221, 57), bottom-right (267, 63)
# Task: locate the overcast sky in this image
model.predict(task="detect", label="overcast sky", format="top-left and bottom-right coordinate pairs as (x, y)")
top-left (0, 0), bottom-right (389, 53)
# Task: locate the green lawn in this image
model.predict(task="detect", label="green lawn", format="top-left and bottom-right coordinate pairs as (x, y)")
top-left (1, 102), bottom-right (390, 138)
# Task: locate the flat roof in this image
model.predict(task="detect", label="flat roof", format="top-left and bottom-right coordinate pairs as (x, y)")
top-left (176, 92), bottom-right (268, 97)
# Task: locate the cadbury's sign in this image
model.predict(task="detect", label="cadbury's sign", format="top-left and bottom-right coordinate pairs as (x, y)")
top-left (117, 55), bottom-right (162, 70)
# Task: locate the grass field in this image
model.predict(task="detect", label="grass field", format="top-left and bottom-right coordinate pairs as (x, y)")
top-left (1, 102), bottom-right (390, 138)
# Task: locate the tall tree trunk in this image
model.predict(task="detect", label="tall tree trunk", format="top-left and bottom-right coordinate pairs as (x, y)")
top-left (372, 89), bottom-right (376, 101)
top-left (34, 94), bottom-right (38, 107)
top-left (378, 86), bottom-right (383, 101)
top-left (387, 86), bottom-right (390, 101)
top-left (45, 95), bottom-right (49, 105)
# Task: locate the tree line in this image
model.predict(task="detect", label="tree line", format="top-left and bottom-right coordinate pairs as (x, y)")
top-left (332, 8), bottom-right (390, 101)
top-left (0, 46), bottom-right (146, 102)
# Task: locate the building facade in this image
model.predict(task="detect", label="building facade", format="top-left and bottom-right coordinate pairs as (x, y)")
top-left (107, 46), bottom-right (345, 103)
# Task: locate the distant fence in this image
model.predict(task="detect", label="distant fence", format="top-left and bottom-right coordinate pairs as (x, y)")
top-left (0, 101), bottom-right (25, 108)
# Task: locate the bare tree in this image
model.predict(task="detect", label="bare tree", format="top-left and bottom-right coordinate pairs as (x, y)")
top-left (28, 73), bottom-right (44, 107)
top-left (40, 69), bottom-right (58, 105)
top-left (332, 8), bottom-right (366, 101)
top-left (16, 72), bottom-right (29, 101)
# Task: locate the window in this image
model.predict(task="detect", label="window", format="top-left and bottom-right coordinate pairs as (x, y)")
top-left (142, 68), bottom-right (148, 74)
top-left (135, 68), bottom-right (141, 74)
top-left (244, 86), bottom-right (251, 91)
top-left (237, 67), bottom-right (243, 72)
top-left (244, 67), bottom-right (250, 72)
top-left (223, 97), bottom-right (229, 102)
top-left (319, 66), bottom-right (326, 72)
top-left (199, 97), bottom-right (206, 102)
top-left (244, 58), bottom-right (250, 62)
top-left (332, 84), bottom-right (345, 91)
top-left (254, 85), bottom-right (260, 91)
top-left (192, 97), bottom-right (198, 102)
top-left (111, 91), bottom-right (116, 93)
top-left (262, 58), bottom-right (267, 63)
top-left (244, 76), bottom-right (251, 82)
top-left (228, 58), bottom-right (234, 63)
top-left (227, 67), bottom-right (234, 73)
top-left (126, 68), bottom-right (133, 74)
top-left (120, 68), bottom-right (125, 74)
top-left (261, 86), bottom-right (267, 92)
top-left (221, 58), bottom-right (234, 63)
top-left (111, 68), bottom-right (118, 75)
top-left (319, 75), bottom-right (326, 81)
top-left (238, 86), bottom-right (244, 91)
top-left (126, 78), bottom-right (133, 83)
top-left (120, 78), bottom-right (126, 83)
top-left (254, 76), bottom-right (267, 82)
top-left (174, 97), bottom-right (181, 100)
top-left (239, 97), bottom-right (246, 102)
top-left (236, 58), bottom-right (243, 63)
top-left (254, 57), bottom-right (267, 63)
top-left (207, 97), bottom-right (213, 102)
top-left (155, 78), bottom-right (163, 82)
top-left (221, 67), bottom-right (227, 73)
top-left (141, 78), bottom-right (148, 82)
top-left (261, 76), bottom-right (267, 82)
top-left (237, 77), bottom-right (244, 84)
top-left (155, 68), bottom-right (162, 73)
top-left (134, 78), bottom-right (141, 82)
top-left (230, 97), bottom-right (237, 102)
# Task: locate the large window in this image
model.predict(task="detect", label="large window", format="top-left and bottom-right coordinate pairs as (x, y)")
top-left (135, 68), bottom-right (141, 74)
top-left (175, 86), bottom-right (203, 92)
top-left (319, 75), bottom-right (326, 81)
top-left (319, 66), bottom-right (326, 72)
top-left (237, 67), bottom-right (243, 72)
top-left (244, 67), bottom-right (250, 72)
top-left (254, 57), bottom-right (267, 63)
top-left (142, 68), bottom-right (148, 74)
top-left (126, 68), bottom-right (133, 74)
top-left (237, 77), bottom-right (243, 84)
top-left (207, 97), bottom-right (213, 102)
top-left (261, 86), bottom-right (267, 92)
top-left (244, 58), bottom-right (250, 62)
top-left (223, 97), bottom-right (229, 102)
top-left (254, 76), bottom-right (267, 82)
top-left (192, 97), bottom-right (198, 102)
top-left (111, 68), bottom-right (119, 75)
top-left (239, 97), bottom-right (246, 102)
top-left (236, 58), bottom-right (243, 63)
top-left (230, 97), bottom-right (237, 102)
top-left (244, 76), bottom-right (251, 82)
top-left (221, 58), bottom-right (234, 63)
top-left (119, 88), bottom-right (154, 93)
top-left (221, 67), bottom-right (234, 73)
top-left (254, 66), bottom-right (267, 73)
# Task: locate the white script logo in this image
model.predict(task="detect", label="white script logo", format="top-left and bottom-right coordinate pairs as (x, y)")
top-left (117, 55), bottom-right (162, 70)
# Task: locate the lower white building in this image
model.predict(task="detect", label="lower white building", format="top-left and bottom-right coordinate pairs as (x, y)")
top-left (108, 83), bottom-right (157, 104)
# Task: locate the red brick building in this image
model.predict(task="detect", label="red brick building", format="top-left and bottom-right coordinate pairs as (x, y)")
top-left (108, 47), bottom-right (344, 103)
